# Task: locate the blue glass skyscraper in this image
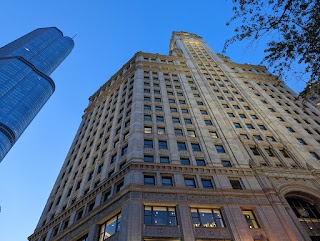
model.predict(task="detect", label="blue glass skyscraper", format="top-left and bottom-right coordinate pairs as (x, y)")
top-left (0, 27), bottom-right (74, 162)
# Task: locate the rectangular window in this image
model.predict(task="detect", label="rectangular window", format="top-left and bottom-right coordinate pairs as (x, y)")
top-left (181, 158), bottom-right (190, 165)
top-left (215, 145), bottom-right (226, 153)
top-left (185, 119), bottom-right (192, 124)
top-left (254, 135), bottom-right (262, 141)
top-left (144, 155), bottom-right (154, 162)
top-left (246, 124), bottom-right (255, 129)
top-left (157, 127), bottom-right (165, 135)
top-left (191, 208), bottom-right (224, 228)
top-left (144, 126), bottom-right (152, 134)
top-left (230, 179), bottom-right (243, 190)
top-left (144, 175), bottom-right (155, 186)
top-left (201, 179), bottom-right (213, 189)
top-left (144, 115), bottom-right (152, 121)
top-left (222, 160), bottom-right (232, 167)
top-left (99, 213), bottom-right (121, 239)
top-left (144, 206), bottom-right (177, 226)
top-left (196, 159), bottom-right (206, 166)
top-left (144, 140), bottom-right (153, 148)
top-left (162, 176), bottom-right (173, 186)
top-left (297, 138), bottom-right (307, 145)
top-left (160, 156), bottom-right (170, 163)
top-left (251, 147), bottom-right (260, 156)
top-left (159, 141), bottom-right (168, 149)
top-left (178, 142), bottom-right (187, 151)
top-left (156, 116), bottom-right (164, 122)
top-left (191, 143), bottom-right (201, 152)
top-left (234, 123), bottom-right (242, 128)
top-left (242, 210), bottom-right (260, 228)
top-left (185, 178), bottom-right (196, 188)
top-left (310, 152), bottom-right (320, 160)
top-left (170, 108), bottom-right (177, 113)
top-left (205, 120), bottom-right (213, 126)
top-left (175, 129), bottom-right (183, 136)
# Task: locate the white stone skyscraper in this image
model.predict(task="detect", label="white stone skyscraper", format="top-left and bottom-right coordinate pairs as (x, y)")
top-left (30, 32), bottom-right (320, 241)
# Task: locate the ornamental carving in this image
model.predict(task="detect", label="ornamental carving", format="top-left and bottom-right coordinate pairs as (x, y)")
top-left (194, 227), bottom-right (230, 239)
top-left (186, 195), bottom-right (221, 203)
top-left (144, 226), bottom-right (181, 237)
top-left (143, 193), bottom-right (178, 201)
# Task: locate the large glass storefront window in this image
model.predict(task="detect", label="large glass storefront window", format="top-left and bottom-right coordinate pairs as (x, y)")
top-left (144, 206), bottom-right (177, 226)
top-left (99, 213), bottom-right (121, 240)
top-left (191, 208), bottom-right (225, 228)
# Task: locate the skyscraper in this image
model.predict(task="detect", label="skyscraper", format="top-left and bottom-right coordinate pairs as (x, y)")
top-left (0, 27), bottom-right (74, 161)
top-left (30, 32), bottom-right (320, 241)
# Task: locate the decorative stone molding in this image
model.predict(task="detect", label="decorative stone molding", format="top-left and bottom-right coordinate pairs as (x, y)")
top-left (144, 225), bottom-right (181, 238)
top-left (194, 227), bottom-right (231, 239)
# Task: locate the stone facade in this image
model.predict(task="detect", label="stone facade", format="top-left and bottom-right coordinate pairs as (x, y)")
top-left (29, 32), bottom-right (320, 241)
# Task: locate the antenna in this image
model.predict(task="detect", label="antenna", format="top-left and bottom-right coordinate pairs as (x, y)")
top-left (72, 34), bottom-right (77, 39)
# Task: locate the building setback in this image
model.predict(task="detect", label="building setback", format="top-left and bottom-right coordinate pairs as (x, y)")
top-left (29, 32), bottom-right (320, 241)
top-left (0, 27), bottom-right (74, 161)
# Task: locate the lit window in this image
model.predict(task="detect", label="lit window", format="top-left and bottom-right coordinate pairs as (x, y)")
top-left (99, 213), bottom-right (121, 239)
top-left (144, 126), bottom-right (152, 134)
top-left (157, 127), bottom-right (165, 135)
top-left (191, 208), bottom-right (224, 228)
top-left (242, 210), bottom-right (260, 229)
top-left (187, 130), bottom-right (196, 137)
top-left (144, 206), bottom-right (177, 226)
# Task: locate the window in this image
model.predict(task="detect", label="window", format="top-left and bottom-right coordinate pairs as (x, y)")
top-left (172, 117), bottom-right (180, 123)
top-left (228, 113), bottom-right (235, 117)
top-left (144, 140), bottom-right (153, 148)
top-left (144, 126), bottom-right (152, 134)
top-left (144, 115), bottom-right (152, 121)
top-left (201, 110), bottom-right (208, 115)
top-left (310, 152), bottom-right (320, 160)
top-left (99, 213), bottom-right (121, 239)
top-left (215, 145), bottom-right (226, 153)
top-left (196, 159), bottom-right (206, 166)
top-left (171, 107), bottom-right (178, 112)
top-left (185, 119), bottom-right (192, 124)
top-left (251, 147), bottom-right (260, 156)
top-left (155, 106), bottom-right (163, 111)
top-left (239, 114), bottom-right (247, 118)
top-left (181, 158), bottom-right (190, 165)
top-left (144, 105), bottom-right (151, 110)
top-left (160, 156), bottom-right (170, 163)
top-left (144, 155), bottom-right (154, 162)
top-left (144, 175), bottom-right (155, 186)
top-left (287, 127), bottom-right (295, 132)
top-left (267, 136), bottom-right (276, 142)
top-left (265, 148), bottom-right (275, 157)
top-left (222, 160), bottom-right (232, 167)
top-left (204, 120), bottom-right (213, 126)
top-left (244, 106), bottom-right (251, 110)
top-left (181, 109), bottom-right (189, 113)
top-left (242, 210), bottom-right (260, 228)
top-left (280, 149), bottom-right (290, 158)
top-left (185, 178), bottom-right (196, 188)
top-left (297, 138), bottom-right (307, 145)
top-left (240, 134), bottom-right (249, 139)
top-left (157, 127), bottom-right (165, 135)
top-left (159, 141), bottom-right (168, 149)
top-left (178, 142), bottom-right (187, 151)
top-left (258, 125), bottom-right (267, 130)
top-left (254, 135), bottom-right (262, 141)
top-left (192, 143), bottom-right (201, 152)
top-left (156, 116), bottom-right (164, 122)
top-left (191, 208), bottom-right (224, 228)
top-left (246, 124), bottom-right (255, 129)
top-left (201, 179), bottom-right (213, 189)
top-left (250, 115), bottom-right (258, 119)
top-left (175, 129), bottom-right (183, 136)
top-left (187, 130), bottom-right (196, 137)
top-left (121, 146), bottom-right (128, 155)
top-left (233, 105), bottom-right (240, 109)
top-left (230, 179), bottom-right (243, 190)
top-left (144, 206), bottom-right (177, 226)
top-left (162, 176), bottom-right (173, 186)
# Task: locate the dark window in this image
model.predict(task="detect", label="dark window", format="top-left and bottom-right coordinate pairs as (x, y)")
top-left (205, 120), bottom-right (213, 126)
top-left (177, 142), bottom-right (187, 151)
top-left (181, 158), bottom-right (190, 165)
top-left (144, 155), bottom-right (154, 162)
top-left (258, 125), bottom-right (267, 130)
top-left (222, 160), bottom-right (232, 167)
top-left (215, 145), bottom-right (226, 153)
top-left (196, 159), bottom-right (206, 166)
top-left (201, 179), bottom-right (213, 189)
top-left (144, 175), bottom-right (155, 186)
top-left (234, 123), bottom-right (242, 128)
top-left (246, 124), bottom-right (255, 129)
top-left (192, 143), bottom-right (201, 152)
top-left (297, 138), bottom-right (307, 145)
top-left (175, 129), bottom-right (183, 135)
top-left (162, 177), bottom-right (173, 186)
top-left (160, 156), bottom-right (170, 163)
top-left (230, 180), bottom-right (243, 190)
top-left (159, 141), bottom-right (168, 149)
top-left (185, 178), bottom-right (196, 188)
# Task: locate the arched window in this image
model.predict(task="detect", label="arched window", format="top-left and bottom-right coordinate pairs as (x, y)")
top-left (286, 196), bottom-right (320, 240)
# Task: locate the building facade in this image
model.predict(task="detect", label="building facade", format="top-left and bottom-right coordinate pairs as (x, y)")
top-left (0, 27), bottom-right (74, 161)
top-left (29, 32), bottom-right (320, 241)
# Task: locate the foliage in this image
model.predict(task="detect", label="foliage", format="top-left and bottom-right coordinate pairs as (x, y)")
top-left (224, 0), bottom-right (320, 100)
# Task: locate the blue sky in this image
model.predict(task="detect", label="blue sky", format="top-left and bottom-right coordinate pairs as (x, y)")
top-left (0, 1), bottom-right (306, 240)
